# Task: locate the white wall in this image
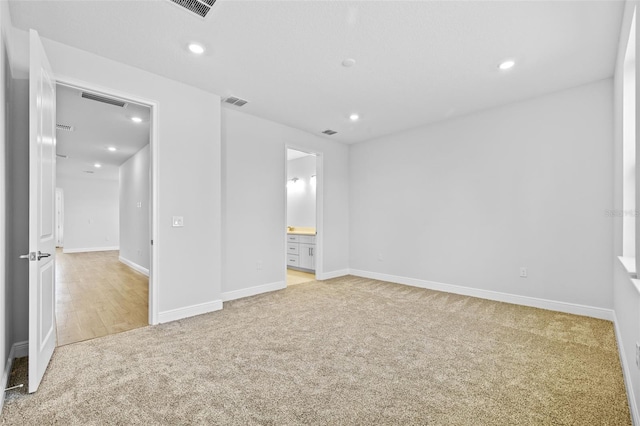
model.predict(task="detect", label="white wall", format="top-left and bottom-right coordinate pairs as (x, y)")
top-left (613, 1), bottom-right (640, 422)
top-left (350, 79), bottom-right (613, 311)
top-left (42, 38), bottom-right (222, 320)
top-left (119, 144), bottom-right (150, 271)
top-left (5, 30), bottom-right (221, 328)
top-left (287, 155), bottom-right (316, 228)
top-left (222, 108), bottom-right (349, 296)
top-left (57, 177), bottom-right (119, 253)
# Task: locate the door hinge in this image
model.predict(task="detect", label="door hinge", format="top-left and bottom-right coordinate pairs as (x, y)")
top-left (151, 240), bottom-right (154, 246)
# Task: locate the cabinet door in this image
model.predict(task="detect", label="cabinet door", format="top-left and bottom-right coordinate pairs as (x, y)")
top-left (299, 243), bottom-right (313, 270)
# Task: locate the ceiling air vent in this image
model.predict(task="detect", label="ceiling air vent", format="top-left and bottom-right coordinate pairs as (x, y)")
top-left (223, 96), bottom-right (249, 107)
top-left (169, 0), bottom-right (216, 18)
top-left (56, 124), bottom-right (74, 132)
top-left (81, 91), bottom-right (128, 108)
top-left (322, 130), bottom-right (337, 136)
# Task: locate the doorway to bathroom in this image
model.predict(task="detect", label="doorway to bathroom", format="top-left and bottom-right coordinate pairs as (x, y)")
top-left (286, 148), bottom-right (318, 286)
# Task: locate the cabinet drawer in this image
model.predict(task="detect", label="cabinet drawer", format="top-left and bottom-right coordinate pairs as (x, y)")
top-left (287, 234), bottom-right (299, 243)
top-left (287, 256), bottom-right (299, 266)
top-left (287, 243), bottom-right (299, 255)
top-left (299, 235), bottom-right (316, 244)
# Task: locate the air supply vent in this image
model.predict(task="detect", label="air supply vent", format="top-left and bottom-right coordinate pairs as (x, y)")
top-left (56, 124), bottom-right (74, 132)
top-left (223, 96), bottom-right (249, 107)
top-left (81, 91), bottom-right (128, 108)
top-left (169, 0), bottom-right (216, 18)
top-left (322, 129), bottom-right (337, 135)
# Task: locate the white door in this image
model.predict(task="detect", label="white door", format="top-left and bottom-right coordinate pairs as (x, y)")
top-left (26, 29), bottom-right (57, 393)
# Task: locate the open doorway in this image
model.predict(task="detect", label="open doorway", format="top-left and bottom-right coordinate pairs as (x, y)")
top-left (286, 148), bottom-right (318, 286)
top-left (54, 83), bottom-right (151, 346)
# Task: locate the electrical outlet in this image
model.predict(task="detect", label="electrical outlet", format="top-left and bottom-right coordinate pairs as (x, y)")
top-left (257, 261), bottom-right (263, 271)
top-left (172, 216), bottom-right (184, 227)
top-left (636, 343), bottom-right (640, 368)
top-left (137, 249), bottom-right (142, 257)
top-left (519, 267), bottom-right (528, 278)
top-left (378, 253), bottom-right (383, 261)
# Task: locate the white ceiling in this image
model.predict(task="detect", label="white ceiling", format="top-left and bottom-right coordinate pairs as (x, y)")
top-left (56, 84), bottom-right (150, 181)
top-left (10, 1), bottom-right (624, 144)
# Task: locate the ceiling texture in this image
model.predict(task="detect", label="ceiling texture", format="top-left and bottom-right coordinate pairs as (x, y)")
top-left (10, 0), bottom-right (624, 144)
top-left (56, 84), bottom-right (150, 181)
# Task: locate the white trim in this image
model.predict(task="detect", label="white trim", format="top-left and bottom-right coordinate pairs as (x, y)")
top-left (0, 349), bottom-right (13, 413)
top-left (222, 281), bottom-right (286, 302)
top-left (1, 341), bottom-right (28, 413)
top-left (54, 75), bottom-right (160, 326)
top-left (157, 300), bottom-right (222, 324)
top-left (119, 256), bottom-right (150, 277)
top-left (316, 269), bottom-right (349, 280)
top-left (62, 246), bottom-right (119, 254)
top-left (613, 311), bottom-right (640, 426)
top-left (349, 269), bottom-right (614, 320)
top-left (13, 341), bottom-right (28, 359)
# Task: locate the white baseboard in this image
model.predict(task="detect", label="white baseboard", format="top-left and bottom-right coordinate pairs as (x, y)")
top-left (158, 300), bottom-right (222, 324)
top-left (13, 341), bottom-right (28, 359)
top-left (63, 246), bottom-right (119, 254)
top-left (119, 256), bottom-right (149, 277)
top-left (613, 311), bottom-right (639, 425)
top-left (222, 281), bottom-right (286, 302)
top-left (1, 340), bottom-right (28, 414)
top-left (316, 269), bottom-right (349, 280)
top-left (349, 269), bottom-right (614, 321)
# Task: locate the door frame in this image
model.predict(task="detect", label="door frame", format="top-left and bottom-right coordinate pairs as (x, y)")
top-left (55, 187), bottom-right (63, 248)
top-left (55, 75), bottom-right (160, 325)
top-left (284, 146), bottom-right (324, 281)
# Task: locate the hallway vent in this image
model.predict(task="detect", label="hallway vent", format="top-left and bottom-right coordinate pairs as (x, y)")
top-left (81, 91), bottom-right (128, 108)
top-left (223, 96), bottom-right (249, 107)
top-left (322, 129), bottom-right (337, 135)
top-left (169, 0), bottom-right (216, 18)
top-left (56, 124), bottom-right (74, 132)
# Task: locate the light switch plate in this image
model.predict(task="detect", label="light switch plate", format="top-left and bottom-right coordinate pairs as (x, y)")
top-left (172, 216), bottom-right (184, 227)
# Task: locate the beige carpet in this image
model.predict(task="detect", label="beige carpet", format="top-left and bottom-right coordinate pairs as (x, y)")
top-left (1, 276), bottom-right (631, 425)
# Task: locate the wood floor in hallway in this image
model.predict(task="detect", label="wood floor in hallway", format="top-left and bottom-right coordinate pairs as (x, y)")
top-left (287, 269), bottom-right (316, 286)
top-left (55, 249), bottom-right (148, 346)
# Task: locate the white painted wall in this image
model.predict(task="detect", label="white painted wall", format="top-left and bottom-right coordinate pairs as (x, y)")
top-left (287, 155), bottom-right (316, 228)
top-left (57, 177), bottom-right (119, 253)
top-left (119, 144), bottom-right (150, 271)
top-left (6, 30), bottom-right (221, 329)
top-left (613, 1), bottom-right (640, 422)
top-left (4, 49), bottom-right (29, 362)
top-left (222, 108), bottom-right (349, 296)
top-left (350, 79), bottom-right (613, 310)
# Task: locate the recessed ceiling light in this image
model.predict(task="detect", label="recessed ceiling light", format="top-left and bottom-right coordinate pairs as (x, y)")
top-left (498, 60), bottom-right (515, 70)
top-left (131, 117), bottom-right (142, 123)
top-left (349, 113), bottom-right (359, 121)
top-left (188, 43), bottom-right (205, 55)
top-left (94, 163), bottom-right (102, 168)
top-left (342, 58), bottom-right (356, 68)
top-left (107, 146), bottom-right (117, 152)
